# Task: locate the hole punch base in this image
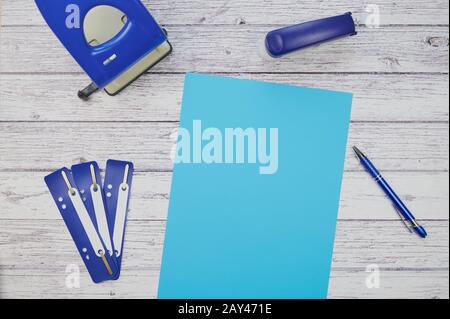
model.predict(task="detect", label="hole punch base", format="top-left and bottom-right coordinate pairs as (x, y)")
top-left (104, 40), bottom-right (173, 96)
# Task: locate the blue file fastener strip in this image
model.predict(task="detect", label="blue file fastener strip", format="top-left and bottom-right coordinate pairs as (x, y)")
top-left (45, 160), bottom-right (133, 283)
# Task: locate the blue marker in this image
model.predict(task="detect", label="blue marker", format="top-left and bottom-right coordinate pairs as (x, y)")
top-left (353, 147), bottom-right (427, 238)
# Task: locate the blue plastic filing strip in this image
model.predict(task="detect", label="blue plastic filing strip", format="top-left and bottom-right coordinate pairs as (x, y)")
top-left (104, 160), bottom-right (134, 276)
top-left (71, 162), bottom-right (102, 230)
top-left (45, 168), bottom-right (117, 283)
top-left (71, 162), bottom-right (119, 275)
top-left (34, 0), bottom-right (168, 88)
top-left (265, 12), bottom-right (357, 58)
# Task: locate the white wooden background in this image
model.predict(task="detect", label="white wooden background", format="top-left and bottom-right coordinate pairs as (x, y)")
top-left (0, 0), bottom-right (448, 299)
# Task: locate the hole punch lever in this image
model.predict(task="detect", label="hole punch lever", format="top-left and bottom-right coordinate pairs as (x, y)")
top-left (78, 83), bottom-right (99, 100)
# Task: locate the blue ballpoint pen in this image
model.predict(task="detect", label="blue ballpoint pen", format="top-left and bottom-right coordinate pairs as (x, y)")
top-left (353, 146), bottom-right (427, 238)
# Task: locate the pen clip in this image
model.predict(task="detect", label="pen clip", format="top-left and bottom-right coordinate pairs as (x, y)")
top-left (392, 204), bottom-right (413, 233)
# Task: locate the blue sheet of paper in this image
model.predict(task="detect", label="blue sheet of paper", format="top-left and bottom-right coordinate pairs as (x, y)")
top-left (158, 73), bottom-right (353, 299)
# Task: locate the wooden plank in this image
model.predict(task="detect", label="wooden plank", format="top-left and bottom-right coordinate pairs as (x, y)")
top-left (0, 122), bottom-right (447, 172)
top-left (0, 271), bottom-right (448, 299)
top-left (328, 270), bottom-right (449, 299)
top-left (339, 171), bottom-right (449, 220)
top-left (4, 270), bottom-right (450, 299)
top-left (0, 73), bottom-right (448, 122)
top-left (1, 0), bottom-right (449, 26)
top-left (0, 220), bottom-right (447, 273)
top-left (0, 220), bottom-right (448, 298)
top-left (0, 171), bottom-right (448, 220)
top-left (1, 26), bottom-right (448, 74)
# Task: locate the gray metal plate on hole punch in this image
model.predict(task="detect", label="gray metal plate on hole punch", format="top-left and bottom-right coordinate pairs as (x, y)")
top-left (82, 5), bottom-right (172, 96)
top-left (83, 5), bottom-right (128, 47)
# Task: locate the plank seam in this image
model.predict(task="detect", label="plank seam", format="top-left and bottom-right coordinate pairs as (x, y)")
top-left (0, 218), bottom-right (447, 222)
top-left (0, 169), bottom-right (447, 173)
top-left (0, 268), bottom-right (448, 274)
top-left (0, 120), bottom-right (448, 124)
top-left (1, 72), bottom-right (449, 76)
top-left (1, 24), bottom-right (449, 28)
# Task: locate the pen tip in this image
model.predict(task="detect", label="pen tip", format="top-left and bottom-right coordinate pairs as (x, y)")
top-left (352, 146), bottom-right (365, 160)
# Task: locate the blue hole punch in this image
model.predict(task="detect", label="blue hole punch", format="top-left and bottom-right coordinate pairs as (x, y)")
top-left (35, 0), bottom-right (172, 99)
top-left (265, 12), bottom-right (357, 58)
